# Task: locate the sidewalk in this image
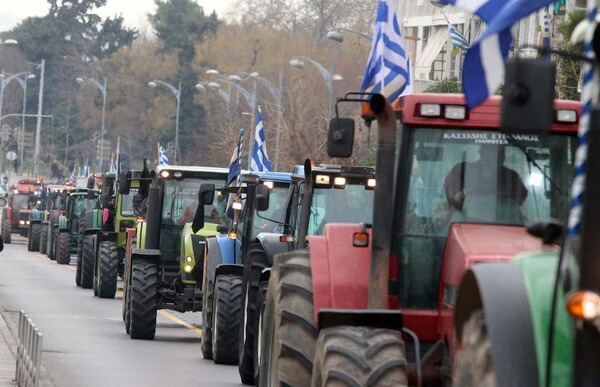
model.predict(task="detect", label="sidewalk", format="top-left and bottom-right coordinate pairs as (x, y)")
top-left (0, 311), bottom-right (16, 386)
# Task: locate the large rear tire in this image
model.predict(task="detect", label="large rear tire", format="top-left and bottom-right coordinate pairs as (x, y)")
top-left (81, 235), bottom-right (95, 289)
top-left (259, 250), bottom-right (317, 387)
top-left (75, 219), bottom-right (86, 286)
top-left (453, 310), bottom-right (496, 386)
top-left (212, 275), bottom-right (243, 364)
top-left (56, 232), bottom-right (71, 265)
top-left (97, 241), bottom-right (118, 299)
top-left (2, 219), bottom-right (11, 244)
top-left (123, 234), bottom-right (136, 323)
top-left (48, 226), bottom-right (57, 260)
top-left (39, 223), bottom-right (48, 254)
top-left (311, 326), bottom-right (408, 387)
top-left (239, 245), bottom-right (269, 384)
top-left (29, 223), bottom-right (41, 252)
top-left (129, 259), bottom-right (158, 340)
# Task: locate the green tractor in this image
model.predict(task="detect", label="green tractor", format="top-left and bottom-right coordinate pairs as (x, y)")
top-left (28, 184), bottom-right (67, 252)
top-left (122, 165), bottom-right (229, 340)
top-left (53, 189), bottom-right (99, 265)
top-left (78, 172), bottom-right (141, 297)
top-left (39, 186), bottom-right (69, 256)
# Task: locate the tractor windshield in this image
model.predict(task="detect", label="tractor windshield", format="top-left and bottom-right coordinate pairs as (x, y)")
top-left (161, 177), bottom-right (227, 227)
top-left (250, 183), bottom-right (291, 238)
top-left (308, 180), bottom-right (374, 235)
top-left (394, 127), bottom-right (575, 309)
top-left (120, 188), bottom-right (139, 217)
top-left (73, 196), bottom-right (98, 216)
top-left (13, 194), bottom-right (29, 211)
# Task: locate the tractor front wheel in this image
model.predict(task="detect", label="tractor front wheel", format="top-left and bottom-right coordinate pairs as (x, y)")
top-left (253, 280), bottom-right (268, 386)
top-left (56, 232), bottom-right (71, 265)
top-left (259, 250), bottom-right (316, 387)
top-left (81, 235), bottom-right (95, 289)
top-left (29, 223), bottom-right (41, 252)
top-left (129, 259), bottom-right (157, 340)
top-left (201, 270), bottom-right (215, 359)
top-left (453, 310), bottom-right (496, 386)
top-left (212, 275), bottom-right (242, 364)
top-left (2, 219), bottom-right (11, 244)
top-left (97, 241), bottom-right (118, 299)
top-left (312, 326), bottom-right (408, 387)
top-left (39, 224), bottom-right (48, 254)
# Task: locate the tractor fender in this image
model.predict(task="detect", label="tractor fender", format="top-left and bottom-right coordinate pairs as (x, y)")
top-left (204, 237), bottom-right (223, 290)
top-left (256, 232), bottom-right (289, 265)
top-left (215, 234), bottom-right (239, 265)
top-left (96, 231), bottom-right (118, 244)
top-left (259, 267), bottom-right (271, 285)
top-left (308, 224), bottom-right (372, 324)
top-left (455, 263), bottom-right (539, 387)
top-left (130, 248), bottom-right (160, 262)
top-left (58, 215), bottom-right (68, 231)
top-left (214, 263), bottom-right (244, 279)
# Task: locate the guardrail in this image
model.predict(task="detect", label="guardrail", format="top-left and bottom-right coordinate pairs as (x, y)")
top-left (15, 310), bottom-right (43, 387)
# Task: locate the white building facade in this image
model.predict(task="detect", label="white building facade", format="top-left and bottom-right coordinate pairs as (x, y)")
top-left (397, 1), bottom-right (569, 92)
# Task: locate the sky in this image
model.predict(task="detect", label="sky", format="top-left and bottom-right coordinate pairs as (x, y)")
top-left (0, 0), bottom-right (235, 33)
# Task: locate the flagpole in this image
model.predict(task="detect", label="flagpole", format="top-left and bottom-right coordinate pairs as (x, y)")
top-left (157, 143), bottom-right (160, 166)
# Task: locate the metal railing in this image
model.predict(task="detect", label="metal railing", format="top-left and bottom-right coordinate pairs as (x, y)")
top-left (15, 310), bottom-right (43, 387)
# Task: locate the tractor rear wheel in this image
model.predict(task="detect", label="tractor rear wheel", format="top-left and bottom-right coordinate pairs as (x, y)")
top-left (29, 223), bottom-right (41, 252)
top-left (453, 310), bottom-right (496, 386)
top-left (48, 226), bottom-right (57, 260)
top-left (39, 224), bottom-right (48, 254)
top-left (201, 270), bottom-right (215, 359)
top-left (239, 245), bottom-right (269, 384)
top-left (2, 219), bottom-right (11, 244)
top-left (76, 219), bottom-right (86, 286)
top-left (253, 280), bottom-right (268, 386)
top-left (81, 235), bottom-right (95, 289)
top-left (123, 235), bottom-right (136, 324)
top-left (129, 259), bottom-right (157, 340)
top-left (212, 275), bottom-right (243, 364)
top-left (97, 241), bottom-right (118, 299)
top-left (259, 250), bottom-right (317, 387)
top-left (56, 232), bottom-right (71, 265)
top-left (311, 326), bottom-right (408, 387)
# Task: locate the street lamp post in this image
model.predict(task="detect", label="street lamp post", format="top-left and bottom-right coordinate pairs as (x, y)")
top-left (77, 75), bottom-right (107, 171)
top-left (148, 79), bottom-right (181, 165)
top-left (289, 56), bottom-right (343, 118)
top-left (326, 28), bottom-right (372, 42)
top-left (12, 73), bottom-right (36, 175)
top-left (32, 59), bottom-right (45, 178)
top-left (195, 82), bottom-right (231, 105)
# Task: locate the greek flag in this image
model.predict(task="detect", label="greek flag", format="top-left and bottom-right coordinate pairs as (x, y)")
top-left (68, 168), bottom-right (76, 185)
top-left (81, 159), bottom-right (89, 178)
top-left (444, 0), bottom-right (556, 108)
top-left (251, 106), bottom-right (272, 172)
top-left (159, 145), bottom-right (169, 166)
top-left (360, 0), bottom-right (409, 103)
top-left (226, 129), bottom-right (244, 219)
top-left (109, 154), bottom-right (116, 173)
top-left (449, 23), bottom-right (470, 50)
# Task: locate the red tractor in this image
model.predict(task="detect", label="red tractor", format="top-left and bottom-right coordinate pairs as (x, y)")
top-left (1, 179), bottom-right (42, 243)
top-left (258, 93), bottom-right (580, 386)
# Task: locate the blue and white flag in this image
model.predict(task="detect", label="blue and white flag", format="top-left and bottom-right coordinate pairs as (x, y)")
top-left (360, 0), bottom-right (409, 103)
top-left (109, 154), bottom-right (116, 173)
top-left (541, 6), bottom-right (551, 50)
top-left (68, 168), bottom-right (76, 185)
top-left (159, 144), bottom-right (169, 166)
top-left (251, 106), bottom-right (272, 173)
top-left (81, 159), bottom-right (89, 178)
top-left (226, 129), bottom-right (244, 219)
top-left (443, 0), bottom-right (556, 108)
top-left (449, 23), bottom-right (470, 50)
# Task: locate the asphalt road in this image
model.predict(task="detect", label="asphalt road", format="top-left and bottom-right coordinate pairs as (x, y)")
top-left (0, 235), bottom-right (242, 387)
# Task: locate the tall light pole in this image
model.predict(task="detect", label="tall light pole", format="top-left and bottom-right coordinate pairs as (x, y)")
top-left (32, 59), bottom-right (45, 177)
top-left (195, 82), bottom-right (231, 105)
top-left (148, 79), bottom-right (181, 164)
top-left (236, 71), bottom-right (284, 171)
top-left (289, 56), bottom-right (343, 118)
top-left (77, 75), bottom-right (107, 171)
top-left (12, 73), bottom-right (36, 175)
top-left (326, 28), bottom-right (372, 42)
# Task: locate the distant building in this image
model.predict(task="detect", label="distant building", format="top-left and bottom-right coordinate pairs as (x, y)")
top-left (397, 1), bottom-right (568, 93)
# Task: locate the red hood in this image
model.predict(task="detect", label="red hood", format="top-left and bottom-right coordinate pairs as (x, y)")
top-left (443, 223), bottom-right (543, 288)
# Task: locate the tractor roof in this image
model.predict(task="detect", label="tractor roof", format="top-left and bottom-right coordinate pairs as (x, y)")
top-left (156, 165), bottom-right (229, 175)
top-left (292, 164), bottom-right (375, 179)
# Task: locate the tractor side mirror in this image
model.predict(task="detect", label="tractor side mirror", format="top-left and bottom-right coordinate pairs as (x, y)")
top-left (118, 171), bottom-right (132, 195)
top-left (327, 117), bottom-right (355, 158)
top-left (192, 183), bottom-right (215, 234)
top-left (0, 197), bottom-right (7, 207)
top-left (256, 184), bottom-right (270, 212)
top-left (501, 58), bottom-right (556, 135)
top-left (87, 177), bottom-right (95, 189)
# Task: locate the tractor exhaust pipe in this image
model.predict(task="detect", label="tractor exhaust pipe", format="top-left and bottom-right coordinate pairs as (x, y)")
top-left (368, 94), bottom-right (398, 309)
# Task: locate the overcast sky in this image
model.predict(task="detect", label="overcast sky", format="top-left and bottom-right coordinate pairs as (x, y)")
top-left (0, 0), bottom-right (235, 32)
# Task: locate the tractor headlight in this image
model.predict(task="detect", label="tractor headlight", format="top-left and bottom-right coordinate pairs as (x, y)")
top-left (184, 265), bottom-right (193, 273)
top-left (185, 256), bottom-right (193, 263)
top-left (19, 220), bottom-right (25, 225)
